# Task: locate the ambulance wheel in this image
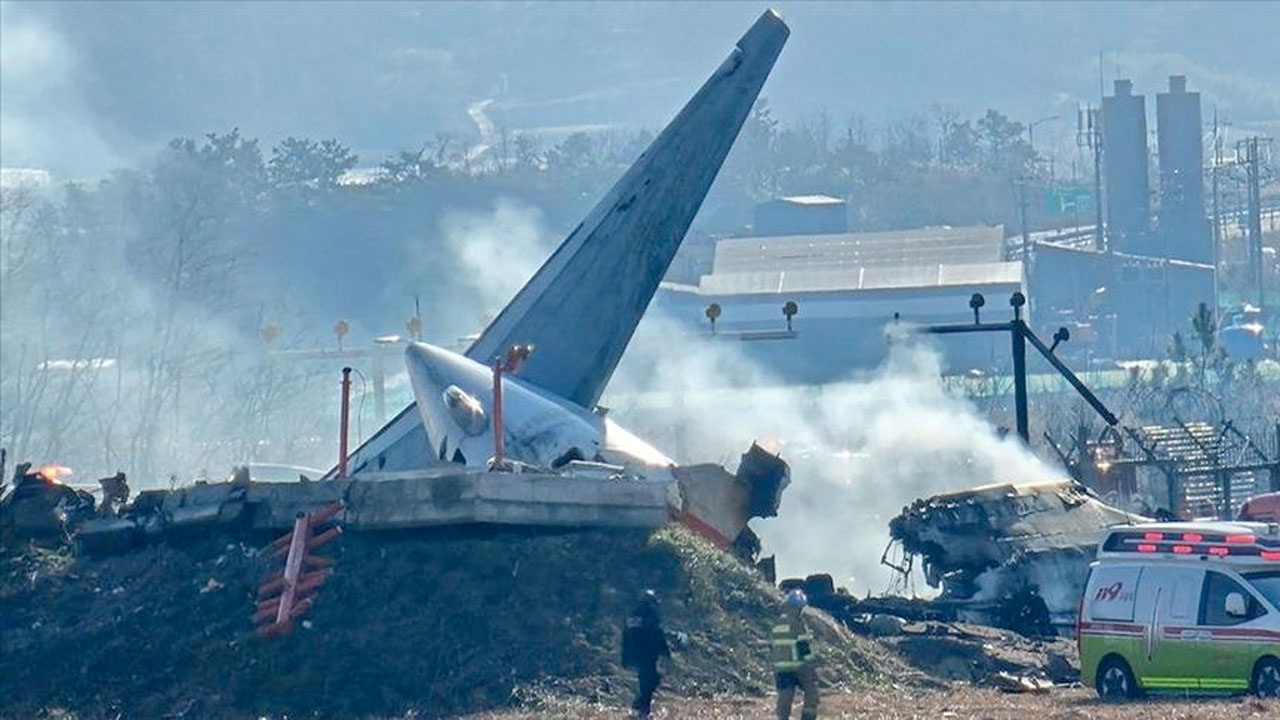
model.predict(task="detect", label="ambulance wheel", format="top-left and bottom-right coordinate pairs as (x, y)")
top-left (1096, 656), bottom-right (1139, 702)
top-left (1254, 657), bottom-right (1280, 698)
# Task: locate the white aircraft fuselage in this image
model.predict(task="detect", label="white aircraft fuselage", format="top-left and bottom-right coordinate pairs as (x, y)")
top-left (405, 342), bottom-right (673, 474)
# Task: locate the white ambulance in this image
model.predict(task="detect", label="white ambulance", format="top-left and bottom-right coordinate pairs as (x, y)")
top-left (1078, 521), bottom-right (1280, 700)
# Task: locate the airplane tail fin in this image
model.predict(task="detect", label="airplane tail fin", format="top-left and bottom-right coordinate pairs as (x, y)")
top-left (466, 9), bottom-right (789, 408)
top-left (340, 11), bottom-right (789, 476)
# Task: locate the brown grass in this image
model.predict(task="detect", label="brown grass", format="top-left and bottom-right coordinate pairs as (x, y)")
top-left (470, 686), bottom-right (1276, 719)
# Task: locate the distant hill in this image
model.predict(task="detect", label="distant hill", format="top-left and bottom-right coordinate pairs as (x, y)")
top-left (4, 2), bottom-right (1278, 179)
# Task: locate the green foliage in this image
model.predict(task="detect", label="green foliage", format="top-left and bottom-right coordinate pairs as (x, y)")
top-left (378, 148), bottom-right (435, 184)
top-left (268, 137), bottom-right (358, 190)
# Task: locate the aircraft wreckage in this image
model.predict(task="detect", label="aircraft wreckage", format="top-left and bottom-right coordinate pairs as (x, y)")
top-left (887, 479), bottom-right (1149, 635)
top-left (12, 10), bottom-right (794, 553)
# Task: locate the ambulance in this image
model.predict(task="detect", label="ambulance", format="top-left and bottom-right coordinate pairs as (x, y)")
top-left (1078, 521), bottom-right (1280, 700)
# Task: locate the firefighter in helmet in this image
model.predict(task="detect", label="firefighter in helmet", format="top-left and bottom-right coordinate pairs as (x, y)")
top-left (771, 588), bottom-right (818, 719)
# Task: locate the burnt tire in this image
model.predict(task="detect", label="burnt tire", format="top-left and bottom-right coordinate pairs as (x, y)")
top-left (1254, 657), bottom-right (1280, 698)
top-left (1096, 656), bottom-right (1139, 702)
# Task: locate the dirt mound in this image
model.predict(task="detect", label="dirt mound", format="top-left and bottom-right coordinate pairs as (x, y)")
top-left (1, 525), bottom-right (911, 719)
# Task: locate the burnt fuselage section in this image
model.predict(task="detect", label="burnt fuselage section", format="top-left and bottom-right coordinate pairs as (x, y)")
top-left (889, 479), bottom-right (1147, 634)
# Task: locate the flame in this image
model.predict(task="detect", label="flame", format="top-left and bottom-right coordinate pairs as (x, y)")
top-left (35, 465), bottom-right (73, 484)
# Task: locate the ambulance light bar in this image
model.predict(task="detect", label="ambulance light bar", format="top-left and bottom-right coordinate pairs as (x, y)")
top-left (1103, 528), bottom-right (1280, 562)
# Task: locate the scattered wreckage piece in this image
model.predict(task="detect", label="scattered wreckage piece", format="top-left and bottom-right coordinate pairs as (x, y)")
top-left (887, 479), bottom-right (1149, 635)
top-left (69, 442), bottom-right (788, 556)
top-left (74, 467), bottom-right (667, 554)
top-left (673, 442), bottom-right (789, 548)
top-left (884, 621), bottom-right (1078, 686)
top-left (0, 463), bottom-right (96, 542)
top-left (991, 671), bottom-right (1054, 694)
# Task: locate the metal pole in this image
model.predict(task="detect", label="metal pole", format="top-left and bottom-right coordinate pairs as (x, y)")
top-left (1012, 320), bottom-right (1030, 443)
top-left (1245, 138), bottom-right (1265, 312)
top-left (338, 367), bottom-right (352, 478)
top-left (1273, 423), bottom-right (1280, 492)
top-left (372, 347), bottom-right (387, 424)
top-left (1220, 469), bottom-right (1231, 521)
top-left (1212, 109), bottom-right (1221, 311)
top-left (1019, 181), bottom-right (1030, 261)
top-left (1090, 108), bottom-right (1105, 252)
top-left (1021, 325), bottom-right (1120, 425)
top-left (492, 360), bottom-right (505, 466)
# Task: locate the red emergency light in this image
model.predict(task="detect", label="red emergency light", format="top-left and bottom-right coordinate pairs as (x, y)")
top-left (1208, 546), bottom-right (1230, 556)
top-left (1172, 545), bottom-right (1193, 554)
top-left (1262, 551), bottom-right (1280, 562)
top-left (1182, 533), bottom-right (1204, 542)
top-left (1137, 543), bottom-right (1158, 553)
top-left (1226, 534), bottom-right (1256, 544)
top-left (1144, 532), bottom-right (1164, 541)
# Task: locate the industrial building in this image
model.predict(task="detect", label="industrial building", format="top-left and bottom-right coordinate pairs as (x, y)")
top-left (752, 194), bottom-right (849, 236)
top-left (1156, 75), bottom-right (1212, 265)
top-left (654, 225), bottom-right (1024, 381)
top-left (656, 73), bottom-right (1238, 377)
top-left (1029, 241), bottom-right (1215, 360)
top-left (1101, 79), bottom-right (1150, 252)
top-left (1030, 74), bottom-right (1219, 360)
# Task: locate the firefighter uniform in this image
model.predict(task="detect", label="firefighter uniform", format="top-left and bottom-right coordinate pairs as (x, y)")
top-left (771, 610), bottom-right (818, 719)
top-left (622, 591), bottom-right (671, 718)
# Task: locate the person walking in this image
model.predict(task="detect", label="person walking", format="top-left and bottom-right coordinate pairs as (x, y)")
top-left (622, 589), bottom-right (670, 718)
top-left (771, 589), bottom-right (819, 720)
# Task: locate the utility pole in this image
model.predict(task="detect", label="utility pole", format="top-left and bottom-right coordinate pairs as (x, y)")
top-left (1211, 109), bottom-right (1221, 252)
top-left (1212, 109), bottom-right (1222, 312)
top-left (1019, 181), bottom-right (1030, 261)
top-left (1022, 115), bottom-right (1060, 262)
top-left (1240, 137), bottom-right (1267, 312)
top-left (1077, 106), bottom-right (1104, 251)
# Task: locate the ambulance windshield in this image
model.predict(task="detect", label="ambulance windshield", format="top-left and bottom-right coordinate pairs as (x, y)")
top-left (1244, 571), bottom-right (1280, 609)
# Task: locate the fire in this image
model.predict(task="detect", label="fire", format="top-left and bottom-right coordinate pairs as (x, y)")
top-left (35, 465), bottom-right (73, 484)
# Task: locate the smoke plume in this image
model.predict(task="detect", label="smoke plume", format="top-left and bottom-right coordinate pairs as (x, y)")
top-left (607, 316), bottom-right (1066, 595)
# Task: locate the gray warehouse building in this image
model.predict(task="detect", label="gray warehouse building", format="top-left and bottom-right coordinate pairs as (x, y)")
top-left (654, 225), bottom-right (1024, 381)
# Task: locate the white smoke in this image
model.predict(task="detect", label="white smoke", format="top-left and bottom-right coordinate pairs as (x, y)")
top-left (0, 6), bottom-right (126, 178)
top-left (607, 315), bottom-right (1066, 596)
top-left (438, 199), bottom-right (552, 336)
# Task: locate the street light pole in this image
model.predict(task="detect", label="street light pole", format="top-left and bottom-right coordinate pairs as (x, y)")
top-left (1020, 116), bottom-right (1060, 262)
top-left (1028, 115), bottom-right (1060, 167)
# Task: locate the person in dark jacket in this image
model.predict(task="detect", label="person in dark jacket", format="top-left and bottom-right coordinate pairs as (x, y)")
top-left (621, 589), bottom-right (671, 718)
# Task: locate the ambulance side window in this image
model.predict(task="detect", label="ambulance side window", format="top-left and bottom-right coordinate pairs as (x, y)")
top-left (1199, 572), bottom-right (1265, 626)
top-left (1167, 570), bottom-right (1200, 621)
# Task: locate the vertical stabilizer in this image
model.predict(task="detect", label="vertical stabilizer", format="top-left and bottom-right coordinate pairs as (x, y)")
top-left (341, 11), bottom-right (789, 476)
top-left (468, 9), bottom-right (789, 407)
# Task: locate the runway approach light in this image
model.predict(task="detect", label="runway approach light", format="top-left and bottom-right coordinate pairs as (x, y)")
top-left (1050, 326), bottom-right (1070, 354)
top-left (783, 301), bottom-right (799, 331)
top-left (969, 293), bottom-right (986, 324)
top-left (705, 303), bottom-right (722, 334)
top-left (1010, 292), bottom-right (1026, 320)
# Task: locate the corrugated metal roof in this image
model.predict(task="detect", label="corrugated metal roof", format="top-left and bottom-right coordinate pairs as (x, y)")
top-left (696, 261), bottom-right (1022, 296)
top-left (713, 225), bottom-right (1006, 274)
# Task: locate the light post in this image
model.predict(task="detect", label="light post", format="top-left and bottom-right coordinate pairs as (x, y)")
top-left (1027, 115), bottom-right (1060, 167)
top-left (1020, 116), bottom-right (1061, 261)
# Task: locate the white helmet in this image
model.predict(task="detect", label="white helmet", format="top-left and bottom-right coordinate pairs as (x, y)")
top-left (783, 588), bottom-right (807, 610)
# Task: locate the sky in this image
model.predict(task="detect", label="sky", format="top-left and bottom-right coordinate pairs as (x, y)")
top-left (3, 1), bottom-right (1278, 180)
